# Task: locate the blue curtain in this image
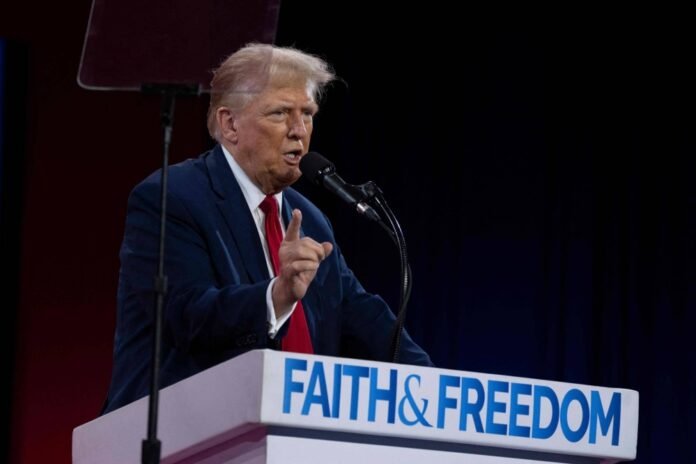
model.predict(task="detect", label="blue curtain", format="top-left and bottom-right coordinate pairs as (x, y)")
top-left (278, 6), bottom-right (696, 463)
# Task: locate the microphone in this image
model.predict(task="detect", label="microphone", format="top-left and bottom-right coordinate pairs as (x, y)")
top-left (300, 151), bottom-right (381, 222)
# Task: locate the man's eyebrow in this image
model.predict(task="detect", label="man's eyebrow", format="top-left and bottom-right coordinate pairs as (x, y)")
top-left (263, 101), bottom-right (318, 112)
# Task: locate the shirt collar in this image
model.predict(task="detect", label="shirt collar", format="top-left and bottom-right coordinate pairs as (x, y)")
top-left (221, 144), bottom-right (283, 213)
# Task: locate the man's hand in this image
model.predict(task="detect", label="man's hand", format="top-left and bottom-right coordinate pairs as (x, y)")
top-left (272, 209), bottom-right (333, 316)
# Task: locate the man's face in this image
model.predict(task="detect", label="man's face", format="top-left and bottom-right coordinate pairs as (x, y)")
top-left (223, 84), bottom-right (318, 194)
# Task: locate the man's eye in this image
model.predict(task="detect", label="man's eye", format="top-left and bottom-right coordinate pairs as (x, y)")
top-left (268, 110), bottom-right (286, 119)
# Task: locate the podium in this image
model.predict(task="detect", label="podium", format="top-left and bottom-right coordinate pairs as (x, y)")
top-left (73, 350), bottom-right (638, 463)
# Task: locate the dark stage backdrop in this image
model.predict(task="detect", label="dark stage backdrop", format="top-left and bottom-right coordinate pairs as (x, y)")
top-left (3, 2), bottom-right (694, 463)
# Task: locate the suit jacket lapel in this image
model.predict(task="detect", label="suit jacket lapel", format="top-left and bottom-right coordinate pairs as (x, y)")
top-left (206, 147), bottom-right (317, 342)
top-left (280, 195), bottom-right (293, 231)
top-left (206, 145), bottom-right (270, 283)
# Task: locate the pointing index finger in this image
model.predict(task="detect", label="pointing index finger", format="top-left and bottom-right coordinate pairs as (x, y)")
top-left (285, 209), bottom-right (302, 241)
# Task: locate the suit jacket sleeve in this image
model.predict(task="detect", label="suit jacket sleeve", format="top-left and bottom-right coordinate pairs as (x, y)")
top-left (337, 253), bottom-right (433, 367)
top-left (119, 178), bottom-right (270, 356)
top-left (296, 204), bottom-right (433, 367)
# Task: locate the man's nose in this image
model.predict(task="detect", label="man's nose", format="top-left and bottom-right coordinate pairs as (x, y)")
top-left (288, 114), bottom-right (309, 138)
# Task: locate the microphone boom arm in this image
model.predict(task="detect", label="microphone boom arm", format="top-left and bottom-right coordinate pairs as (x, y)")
top-left (354, 181), bottom-right (412, 363)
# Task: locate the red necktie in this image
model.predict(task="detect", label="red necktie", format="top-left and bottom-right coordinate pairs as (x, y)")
top-left (259, 195), bottom-right (314, 354)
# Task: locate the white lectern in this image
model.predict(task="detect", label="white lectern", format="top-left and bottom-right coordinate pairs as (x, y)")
top-left (73, 350), bottom-right (638, 463)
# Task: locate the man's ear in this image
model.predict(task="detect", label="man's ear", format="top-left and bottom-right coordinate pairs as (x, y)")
top-left (216, 107), bottom-right (238, 143)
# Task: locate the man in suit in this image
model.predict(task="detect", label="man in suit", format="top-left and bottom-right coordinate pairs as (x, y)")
top-left (103, 44), bottom-right (431, 414)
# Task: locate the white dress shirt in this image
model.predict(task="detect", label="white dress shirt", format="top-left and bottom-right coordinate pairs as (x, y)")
top-left (221, 145), bottom-right (296, 337)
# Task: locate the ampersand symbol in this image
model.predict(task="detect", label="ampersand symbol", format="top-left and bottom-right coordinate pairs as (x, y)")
top-left (398, 374), bottom-right (433, 427)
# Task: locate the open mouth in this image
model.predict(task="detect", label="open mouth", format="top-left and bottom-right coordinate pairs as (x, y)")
top-left (283, 150), bottom-right (302, 164)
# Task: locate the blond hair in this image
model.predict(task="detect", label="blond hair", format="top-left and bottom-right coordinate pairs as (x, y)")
top-left (207, 43), bottom-right (335, 140)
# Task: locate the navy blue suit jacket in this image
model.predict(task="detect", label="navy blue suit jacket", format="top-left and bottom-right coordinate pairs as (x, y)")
top-left (103, 146), bottom-right (431, 413)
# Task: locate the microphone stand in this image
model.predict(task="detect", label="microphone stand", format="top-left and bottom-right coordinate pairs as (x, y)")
top-left (355, 182), bottom-right (412, 363)
top-left (139, 83), bottom-right (200, 464)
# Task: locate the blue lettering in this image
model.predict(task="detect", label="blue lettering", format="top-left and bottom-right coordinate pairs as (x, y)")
top-left (436, 375), bottom-right (459, 429)
top-left (290, 361), bottom-right (621, 448)
top-left (460, 377), bottom-right (485, 432)
top-left (368, 368), bottom-right (397, 423)
top-left (485, 380), bottom-right (509, 435)
top-left (560, 388), bottom-right (589, 442)
top-left (301, 361), bottom-right (330, 417)
top-left (342, 364), bottom-right (370, 420)
top-left (509, 382), bottom-right (532, 437)
top-left (532, 385), bottom-right (559, 439)
top-left (283, 358), bottom-right (307, 414)
top-left (589, 391), bottom-right (621, 446)
top-left (331, 363), bottom-right (342, 418)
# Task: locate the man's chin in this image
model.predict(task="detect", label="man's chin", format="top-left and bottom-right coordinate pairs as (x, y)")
top-left (271, 170), bottom-right (301, 191)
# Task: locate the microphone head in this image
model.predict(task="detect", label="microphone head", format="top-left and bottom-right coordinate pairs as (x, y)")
top-left (300, 151), bottom-right (335, 185)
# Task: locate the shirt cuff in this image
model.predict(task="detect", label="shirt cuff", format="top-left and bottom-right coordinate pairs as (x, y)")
top-left (266, 277), bottom-right (298, 338)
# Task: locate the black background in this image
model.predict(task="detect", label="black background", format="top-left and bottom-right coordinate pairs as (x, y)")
top-left (1, 2), bottom-right (694, 462)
